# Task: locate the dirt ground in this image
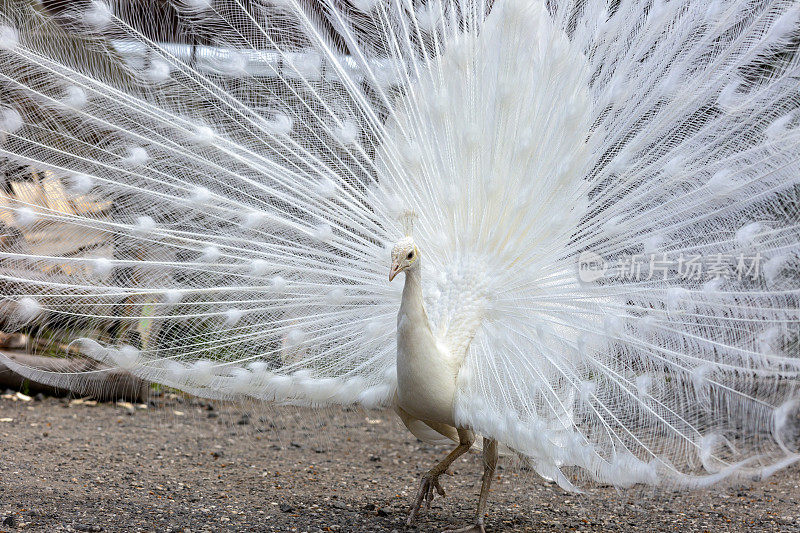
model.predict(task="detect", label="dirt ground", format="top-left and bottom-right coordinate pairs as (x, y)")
top-left (1, 392), bottom-right (800, 533)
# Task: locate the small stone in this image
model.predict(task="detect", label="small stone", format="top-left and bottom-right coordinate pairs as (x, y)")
top-left (207, 412), bottom-right (218, 419)
top-left (279, 503), bottom-right (294, 513)
top-left (34, 393), bottom-right (45, 401)
top-left (290, 441), bottom-right (302, 448)
top-left (15, 392), bottom-right (32, 402)
top-left (2, 515), bottom-right (18, 528)
top-left (369, 455), bottom-right (381, 462)
top-left (362, 503), bottom-right (376, 512)
top-left (237, 414), bottom-right (250, 425)
top-left (332, 501), bottom-right (347, 510)
top-left (377, 507), bottom-right (392, 517)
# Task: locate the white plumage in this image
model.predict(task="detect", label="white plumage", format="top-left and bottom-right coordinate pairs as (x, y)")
top-left (0, 0), bottom-right (799, 529)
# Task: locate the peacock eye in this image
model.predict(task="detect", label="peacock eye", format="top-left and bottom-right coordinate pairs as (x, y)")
top-left (407, 251), bottom-right (414, 259)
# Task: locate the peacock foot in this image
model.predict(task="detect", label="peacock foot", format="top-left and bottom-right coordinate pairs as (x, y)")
top-left (441, 524), bottom-right (485, 533)
top-left (406, 472), bottom-right (446, 525)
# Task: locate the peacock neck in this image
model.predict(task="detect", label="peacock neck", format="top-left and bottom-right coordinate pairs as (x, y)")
top-left (399, 263), bottom-right (428, 325)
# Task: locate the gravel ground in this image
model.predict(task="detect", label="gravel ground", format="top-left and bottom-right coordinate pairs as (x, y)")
top-left (1, 391), bottom-right (800, 532)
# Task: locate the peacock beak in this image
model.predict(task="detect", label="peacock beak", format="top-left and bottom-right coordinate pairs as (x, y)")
top-left (389, 262), bottom-right (401, 282)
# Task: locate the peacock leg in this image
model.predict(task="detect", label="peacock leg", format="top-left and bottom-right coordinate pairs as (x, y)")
top-left (441, 437), bottom-right (498, 533)
top-left (406, 428), bottom-right (475, 526)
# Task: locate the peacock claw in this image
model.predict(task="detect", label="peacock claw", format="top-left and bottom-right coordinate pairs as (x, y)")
top-left (406, 473), bottom-right (446, 525)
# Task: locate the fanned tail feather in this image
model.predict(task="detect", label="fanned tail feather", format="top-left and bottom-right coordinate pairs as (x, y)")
top-left (0, 0), bottom-right (798, 492)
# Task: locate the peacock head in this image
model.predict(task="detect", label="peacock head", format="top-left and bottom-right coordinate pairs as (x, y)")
top-left (389, 237), bottom-right (419, 281)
